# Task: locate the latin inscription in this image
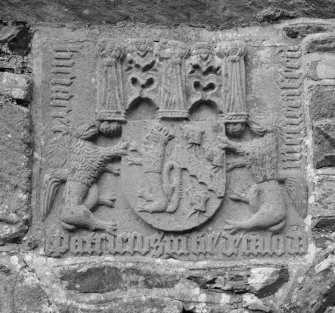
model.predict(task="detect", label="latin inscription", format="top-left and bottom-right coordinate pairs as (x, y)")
top-left (45, 229), bottom-right (308, 259)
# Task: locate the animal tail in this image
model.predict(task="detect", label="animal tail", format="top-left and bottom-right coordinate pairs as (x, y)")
top-left (163, 161), bottom-right (182, 213)
top-left (41, 169), bottom-right (69, 220)
top-left (278, 170), bottom-right (308, 218)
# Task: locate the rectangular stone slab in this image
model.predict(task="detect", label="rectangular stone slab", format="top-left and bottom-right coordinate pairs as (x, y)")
top-left (31, 25), bottom-right (309, 264)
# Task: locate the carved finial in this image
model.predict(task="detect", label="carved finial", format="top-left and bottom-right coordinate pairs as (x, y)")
top-left (190, 42), bottom-right (214, 61)
top-left (127, 39), bottom-right (154, 57)
top-left (215, 40), bottom-right (247, 62)
top-left (182, 125), bottom-right (204, 146)
top-left (98, 40), bottom-right (124, 65)
top-left (154, 40), bottom-right (189, 60)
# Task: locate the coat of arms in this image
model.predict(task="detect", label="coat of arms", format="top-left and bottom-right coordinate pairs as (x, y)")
top-left (122, 121), bottom-right (226, 231)
top-left (41, 38), bottom-right (308, 243)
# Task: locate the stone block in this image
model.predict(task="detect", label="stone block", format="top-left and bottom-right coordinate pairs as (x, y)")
top-left (313, 175), bottom-right (335, 214)
top-left (304, 32), bottom-right (335, 54)
top-left (0, 97), bottom-right (31, 243)
top-left (17, 23), bottom-right (313, 312)
top-left (308, 85), bottom-right (335, 168)
top-left (309, 85), bottom-right (335, 121)
top-left (0, 72), bottom-right (31, 100)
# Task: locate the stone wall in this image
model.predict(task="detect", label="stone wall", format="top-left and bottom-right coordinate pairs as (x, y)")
top-left (1, 12), bottom-right (335, 313)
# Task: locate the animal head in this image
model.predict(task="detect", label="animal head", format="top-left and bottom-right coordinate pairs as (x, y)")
top-left (99, 121), bottom-right (122, 137)
top-left (225, 122), bottom-right (247, 138)
top-left (74, 122), bottom-right (100, 140)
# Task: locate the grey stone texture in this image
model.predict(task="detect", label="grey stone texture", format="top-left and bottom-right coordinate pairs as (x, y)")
top-left (2, 11), bottom-right (335, 313)
top-left (0, 23), bottom-right (32, 245)
top-left (1, 0), bottom-right (335, 29)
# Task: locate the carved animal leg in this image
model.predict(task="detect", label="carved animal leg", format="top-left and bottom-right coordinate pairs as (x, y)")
top-left (84, 184), bottom-right (117, 209)
top-left (84, 184), bottom-right (99, 211)
top-left (225, 181), bottom-right (287, 233)
top-left (227, 160), bottom-right (248, 171)
top-left (106, 141), bottom-right (129, 158)
top-left (104, 164), bottom-right (121, 176)
top-left (230, 188), bottom-right (249, 203)
top-left (136, 172), bottom-right (168, 213)
top-left (60, 182), bottom-right (117, 234)
top-left (99, 193), bottom-right (117, 207)
top-left (90, 215), bottom-right (118, 234)
top-left (60, 204), bottom-right (117, 234)
top-left (223, 220), bottom-right (244, 234)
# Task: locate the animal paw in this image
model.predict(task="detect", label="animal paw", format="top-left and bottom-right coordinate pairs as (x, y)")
top-left (217, 135), bottom-right (235, 150)
top-left (230, 188), bottom-right (248, 202)
top-left (223, 220), bottom-right (242, 234)
top-left (114, 141), bottom-right (129, 156)
top-left (105, 164), bottom-right (121, 176)
top-left (105, 222), bottom-right (118, 235)
top-left (99, 193), bottom-right (117, 207)
top-left (212, 164), bottom-right (223, 173)
top-left (136, 206), bottom-right (150, 213)
top-left (93, 220), bottom-right (118, 235)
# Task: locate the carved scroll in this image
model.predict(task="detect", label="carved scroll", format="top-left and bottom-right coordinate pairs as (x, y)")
top-left (96, 41), bottom-right (126, 122)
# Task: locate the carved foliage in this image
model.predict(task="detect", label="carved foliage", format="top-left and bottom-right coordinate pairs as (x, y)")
top-left (186, 42), bottom-right (222, 110)
top-left (96, 39), bottom-right (249, 122)
top-left (124, 39), bottom-right (159, 108)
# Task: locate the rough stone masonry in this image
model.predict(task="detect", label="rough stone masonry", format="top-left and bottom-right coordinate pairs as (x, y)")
top-left (2, 1), bottom-right (335, 312)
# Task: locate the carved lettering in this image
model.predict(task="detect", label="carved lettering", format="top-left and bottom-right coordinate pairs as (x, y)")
top-left (45, 230), bottom-right (308, 259)
top-left (276, 45), bottom-right (304, 170)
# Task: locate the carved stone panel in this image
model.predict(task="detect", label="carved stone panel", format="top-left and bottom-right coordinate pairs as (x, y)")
top-left (32, 27), bottom-right (309, 263)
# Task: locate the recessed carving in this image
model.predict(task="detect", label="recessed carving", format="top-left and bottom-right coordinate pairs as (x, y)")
top-left (37, 37), bottom-right (308, 261)
top-left (42, 121), bottom-right (128, 234)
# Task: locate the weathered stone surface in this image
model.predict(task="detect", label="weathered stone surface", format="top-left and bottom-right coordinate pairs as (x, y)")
top-left (59, 265), bottom-right (180, 293)
top-left (310, 88), bottom-right (335, 168)
top-left (13, 20), bottom-right (314, 313)
top-left (4, 15), bottom-right (335, 313)
top-left (0, 72), bottom-right (31, 100)
top-left (0, 253), bottom-right (58, 313)
top-left (0, 23), bottom-right (31, 74)
top-left (310, 85), bottom-right (335, 121)
top-left (314, 216), bottom-right (335, 232)
top-left (282, 247), bottom-right (335, 313)
top-left (34, 26), bottom-right (308, 267)
top-left (305, 36), bottom-right (335, 169)
top-left (2, 0), bottom-right (335, 29)
top-left (0, 97), bottom-right (31, 243)
top-left (282, 20), bottom-right (335, 39)
top-left (305, 32), bottom-right (335, 54)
